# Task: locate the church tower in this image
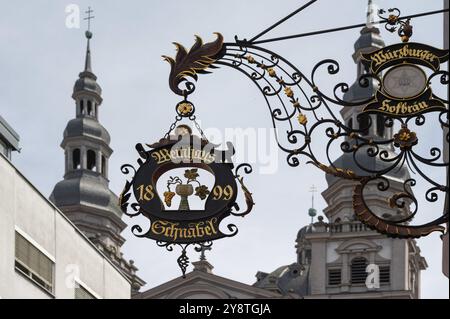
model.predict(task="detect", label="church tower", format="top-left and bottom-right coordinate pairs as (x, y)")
top-left (50, 20), bottom-right (145, 293)
top-left (255, 1), bottom-right (427, 299)
top-left (311, 0), bottom-right (426, 298)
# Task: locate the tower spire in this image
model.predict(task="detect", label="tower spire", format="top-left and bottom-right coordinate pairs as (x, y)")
top-left (83, 7), bottom-right (95, 72)
top-left (84, 35), bottom-right (92, 72)
top-left (51, 6), bottom-right (145, 292)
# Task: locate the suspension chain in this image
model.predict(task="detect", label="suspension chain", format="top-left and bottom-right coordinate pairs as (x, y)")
top-left (190, 115), bottom-right (209, 142)
top-left (163, 114), bottom-right (209, 142)
top-left (164, 115), bottom-right (182, 139)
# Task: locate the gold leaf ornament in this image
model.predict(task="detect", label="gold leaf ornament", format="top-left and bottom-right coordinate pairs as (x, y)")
top-left (284, 87), bottom-right (294, 98)
top-left (163, 33), bottom-right (224, 96)
top-left (297, 113), bottom-right (308, 125)
top-left (184, 168), bottom-right (199, 180)
top-left (195, 185), bottom-right (210, 200)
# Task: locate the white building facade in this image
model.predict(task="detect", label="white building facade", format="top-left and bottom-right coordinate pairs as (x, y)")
top-left (0, 152), bottom-right (131, 298)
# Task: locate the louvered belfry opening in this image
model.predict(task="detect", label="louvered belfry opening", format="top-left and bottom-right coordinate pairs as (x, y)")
top-left (351, 257), bottom-right (368, 284)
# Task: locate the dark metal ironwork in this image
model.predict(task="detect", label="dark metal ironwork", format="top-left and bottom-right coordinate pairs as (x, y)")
top-left (249, 8), bottom-right (449, 45)
top-left (161, 8), bottom-right (449, 239)
top-left (378, 8), bottom-right (413, 42)
top-left (248, 0), bottom-right (317, 43)
top-left (119, 123), bottom-right (254, 276)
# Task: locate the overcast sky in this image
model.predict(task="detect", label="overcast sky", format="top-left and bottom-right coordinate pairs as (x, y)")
top-left (1, 0), bottom-right (448, 298)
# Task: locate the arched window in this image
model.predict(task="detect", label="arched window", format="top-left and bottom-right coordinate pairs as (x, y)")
top-left (80, 100), bottom-right (84, 115)
top-left (101, 155), bottom-right (106, 176)
top-left (357, 114), bottom-right (370, 136)
top-left (87, 100), bottom-right (93, 116)
top-left (73, 149), bottom-right (81, 169)
top-left (87, 150), bottom-right (96, 171)
top-left (376, 114), bottom-right (385, 137)
top-left (351, 257), bottom-right (368, 284)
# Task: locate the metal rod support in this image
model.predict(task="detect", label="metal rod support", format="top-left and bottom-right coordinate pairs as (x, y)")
top-left (248, 0), bottom-right (318, 43)
top-left (251, 8), bottom-right (450, 45)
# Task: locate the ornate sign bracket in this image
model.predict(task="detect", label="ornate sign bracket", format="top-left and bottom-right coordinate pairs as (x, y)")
top-left (159, 7), bottom-right (449, 239)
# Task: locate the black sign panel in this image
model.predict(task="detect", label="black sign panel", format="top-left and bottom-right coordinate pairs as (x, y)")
top-left (119, 132), bottom-right (253, 245)
top-left (360, 42), bottom-right (449, 74)
top-left (363, 88), bottom-right (446, 118)
top-left (360, 42), bottom-right (449, 118)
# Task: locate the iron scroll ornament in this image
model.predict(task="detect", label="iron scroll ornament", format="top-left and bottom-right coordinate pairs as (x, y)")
top-left (119, 130), bottom-right (254, 276)
top-left (161, 30), bottom-right (449, 239)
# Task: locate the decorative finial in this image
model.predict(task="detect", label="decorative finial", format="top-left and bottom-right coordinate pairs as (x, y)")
top-left (366, 0), bottom-right (378, 28)
top-left (308, 185), bottom-right (317, 223)
top-left (84, 7), bottom-right (95, 38)
top-left (199, 244), bottom-right (212, 261)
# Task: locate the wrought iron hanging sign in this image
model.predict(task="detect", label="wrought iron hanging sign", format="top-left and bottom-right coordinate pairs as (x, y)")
top-left (119, 113), bottom-right (254, 276)
top-left (156, 6), bottom-right (448, 239)
top-left (360, 43), bottom-right (448, 117)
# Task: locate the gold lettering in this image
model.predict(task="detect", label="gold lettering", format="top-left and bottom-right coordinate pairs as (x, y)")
top-left (151, 149), bottom-right (171, 164)
top-left (389, 105), bottom-right (396, 113)
top-left (419, 101), bottom-right (428, 109)
top-left (378, 99), bottom-right (430, 115)
top-left (205, 153), bottom-right (215, 163)
top-left (151, 147), bottom-right (218, 164)
top-left (196, 222), bottom-right (205, 237)
top-left (400, 103), bottom-right (408, 114)
top-left (370, 45), bottom-right (439, 71)
top-left (137, 184), bottom-right (155, 201)
top-left (152, 220), bottom-right (171, 235)
top-left (212, 185), bottom-right (235, 201)
top-left (380, 100), bottom-right (390, 111)
top-left (206, 218), bottom-right (218, 235)
top-left (371, 52), bottom-right (386, 66)
top-left (150, 218), bottom-right (219, 241)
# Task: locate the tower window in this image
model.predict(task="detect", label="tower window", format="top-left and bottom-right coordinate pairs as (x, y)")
top-left (328, 268), bottom-right (342, 286)
top-left (101, 155), bottom-right (106, 176)
top-left (376, 114), bottom-right (385, 137)
top-left (351, 257), bottom-right (368, 284)
top-left (357, 114), bottom-right (370, 136)
top-left (87, 150), bottom-right (96, 171)
top-left (80, 100), bottom-right (84, 115)
top-left (87, 101), bottom-right (93, 116)
top-left (73, 149), bottom-right (81, 169)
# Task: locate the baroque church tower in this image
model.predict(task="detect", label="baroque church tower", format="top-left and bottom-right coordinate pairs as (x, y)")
top-left (50, 27), bottom-right (145, 293)
top-left (254, 1), bottom-right (427, 298)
